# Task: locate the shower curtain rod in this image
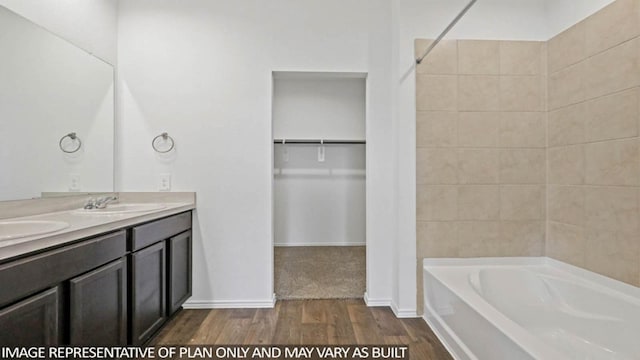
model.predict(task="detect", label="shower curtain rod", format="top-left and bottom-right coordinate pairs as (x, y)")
top-left (273, 139), bottom-right (366, 145)
top-left (416, 0), bottom-right (479, 64)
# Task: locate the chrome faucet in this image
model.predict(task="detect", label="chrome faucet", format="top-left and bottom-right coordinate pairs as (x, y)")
top-left (84, 195), bottom-right (118, 210)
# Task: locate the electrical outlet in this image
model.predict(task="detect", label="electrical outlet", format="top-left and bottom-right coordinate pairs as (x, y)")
top-left (159, 173), bottom-right (171, 191)
top-left (69, 173), bottom-right (81, 191)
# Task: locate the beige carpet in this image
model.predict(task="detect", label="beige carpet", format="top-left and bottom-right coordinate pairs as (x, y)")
top-left (274, 246), bottom-right (365, 300)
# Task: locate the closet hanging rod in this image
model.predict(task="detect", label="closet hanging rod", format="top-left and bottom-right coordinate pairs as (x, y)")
top-left (273, 139), bottom-right (366, 145)
top-left (416, 0), bottom-right (478, 64)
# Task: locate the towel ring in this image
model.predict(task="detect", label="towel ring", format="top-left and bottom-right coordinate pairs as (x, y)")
top-left (152, 132), bottom-right (175, 153)
top-left (59, 132), bottom-right (82, 153)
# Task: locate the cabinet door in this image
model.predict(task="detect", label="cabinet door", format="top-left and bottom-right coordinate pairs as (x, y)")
top-left (130, 241), bottom-right (166, 345)
top-left (69, 258), bottom-right (127, 345)
top-left (0, 287), bottom-right (59, 346)
top-left (168, 230), bottom-right (192, 315)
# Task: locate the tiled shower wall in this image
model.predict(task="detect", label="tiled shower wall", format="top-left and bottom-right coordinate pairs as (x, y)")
top-left (416, 0), bottom-right (640, 307)
top-left (546, 0), bottom-right (640, 286)
top-left (414, 39), bottom-right (548, 307)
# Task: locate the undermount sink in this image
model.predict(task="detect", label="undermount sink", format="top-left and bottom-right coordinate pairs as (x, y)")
top-left (74, 203), bottom-right (166, 215)
top-left (0, 220), bottom-right (70, 241)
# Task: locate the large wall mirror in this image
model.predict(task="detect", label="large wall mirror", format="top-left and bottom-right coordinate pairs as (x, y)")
top-left (0, 5), bottom-right (114, 202)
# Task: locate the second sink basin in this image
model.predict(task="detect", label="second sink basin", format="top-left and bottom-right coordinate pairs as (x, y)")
top-left (0, 220), bottom-right (70, 241)
top-left (75, 203), bottom-right (166, 215)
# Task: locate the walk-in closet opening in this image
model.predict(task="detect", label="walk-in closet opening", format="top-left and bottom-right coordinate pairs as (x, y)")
top-left (272, 71), bottom-right (366, 300)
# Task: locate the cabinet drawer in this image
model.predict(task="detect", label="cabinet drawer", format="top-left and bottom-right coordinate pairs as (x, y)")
top-left (0, 230), bottom-right (126, 308)
top-left (130, 212), bottom-right (191, 251)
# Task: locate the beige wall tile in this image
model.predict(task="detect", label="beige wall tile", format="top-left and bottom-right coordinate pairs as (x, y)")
top-left (584, 229), bottom-right (640, 285)
top-left (458, 185), bottom-right (500, 220)
top-left (458, 221), bottom-right (501, 257)
top-left (583, 38), bottom-right (640, 100)
top-left (548, 62), bottom-right (584, 110)
top-left (415, 39), bottom-right (458, 75)
top-left (585, 138), bottom-right (640, 186)
top-left (417, 75), bottom-right (458, 111)
top-left (500, 41), bottom-right (543, 75)
top-left (585, 88), bottom-right (639, 142)
top-left (416, 111), bottom-right (457, 148)
top-left (547, 221), bottom-right (586, 267)
top-left (499, 112), bottom-right (546, 148)
top-left (500, 185), bottom-right (545, 220)
top-left (458, 112), bottom-right (500, 147)
top-left (548, 186), bottom-right (585, 226)
top-left (417, 185), bottom-right (458, 221)
top-left (500, 75), bottom-right (544, 111)
top-left (417, 221), bottom-right (458, 257)
top-left (584, 0), bottom-right (640, 56)
top-left (458, 149), bottom-right (500, 184)
top-left (458, 75), bottom-right (500, 111)
top-left (548, 103), bottom-right (586, 146)
top-left (417, 148), bottom-right (458, 185)
top-left (458, 40), bottom-right (500, 75)
top-left (585, 186), bottom-right (639, 234)
top-left (548, 21), bottom-right (586, 73)
top-left (548, 145), bottom-right (585, 185)
top-left (500, 221), bottom-right (545, 256)
top-left (499, 149), bottom-right (546, 184)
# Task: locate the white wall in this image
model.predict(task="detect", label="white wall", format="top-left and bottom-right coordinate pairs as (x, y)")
top-left (0, 0), bottom-right (117, 64)
top-left (0, 6), bottom-right (113, 201)
top-left (545, 0), bottom-right (616, 38)
top-left (273, 76), bottom-right (366, 140)
top-left (117, 0), bottom-right (393, 308)
top-left (274, 145), bottom-right (365, 246)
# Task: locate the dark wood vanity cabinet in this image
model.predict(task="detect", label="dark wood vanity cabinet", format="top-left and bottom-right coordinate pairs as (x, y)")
top-left (168, 230), bottom-right (192, 315)
top-left (129, 211), bottom-right (192, 345)
top-left (0, 210), bottom-right (192, 347)
top-left (129, 241), bottom-right (166, 345)
top-left (0, 287), bottom-right (60, 346)
top-left (69, 258), bottom-right (127, 345)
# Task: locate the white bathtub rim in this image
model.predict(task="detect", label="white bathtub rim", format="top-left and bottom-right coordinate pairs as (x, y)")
top-left (423, 262), bottom-right (563, 360)
top-left (423, 256), bottom-right (640, 300)
top-left (422, 257), bottom-right (640, 360)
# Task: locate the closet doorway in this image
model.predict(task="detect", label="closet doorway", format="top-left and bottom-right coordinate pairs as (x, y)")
top-left (272, 71), bottom-right (366, 300)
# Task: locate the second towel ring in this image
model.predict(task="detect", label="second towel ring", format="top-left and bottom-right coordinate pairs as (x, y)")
top-left (59, 132), bottom-right (82, 153)
top-left (152, 132), bottom-right (175, 153)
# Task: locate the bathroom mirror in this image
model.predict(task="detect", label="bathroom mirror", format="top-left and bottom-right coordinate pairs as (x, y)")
top-left (0, 5), bottom-right (114, 202)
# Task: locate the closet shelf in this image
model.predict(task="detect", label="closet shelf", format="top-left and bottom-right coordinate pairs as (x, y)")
top-left (273, 139), bottom-right (365, 145)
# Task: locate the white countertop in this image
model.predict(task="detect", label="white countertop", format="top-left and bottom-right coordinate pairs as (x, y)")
top-left (0, 201), bottom-right (195, 263)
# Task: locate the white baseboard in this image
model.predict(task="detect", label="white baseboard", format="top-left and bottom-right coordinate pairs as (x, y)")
top-left (183, 294), bottom-right (276, 309)
top-left (363, 292), bottom-right (391, 307)
top-left (274, 242), bottom-right (366, 247)
top-left (391, 301), bottom-right (418, 318)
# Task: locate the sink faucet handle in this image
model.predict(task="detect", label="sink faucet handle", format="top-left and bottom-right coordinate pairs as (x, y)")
top-left (84, 198), bottom-right (97, 210)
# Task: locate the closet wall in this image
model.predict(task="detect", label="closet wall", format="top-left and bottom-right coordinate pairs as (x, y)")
top-left (273, 74), bottom-right (366, 246)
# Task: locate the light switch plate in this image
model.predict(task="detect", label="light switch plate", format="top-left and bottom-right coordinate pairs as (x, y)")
top-left (159, 173), bottom-right (171, 191)
top-left (69, 173), bottom-right (81, 191)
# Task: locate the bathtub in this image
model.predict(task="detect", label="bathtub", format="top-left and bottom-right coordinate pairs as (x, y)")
top-left (422, 258), bottom-right (640, 360)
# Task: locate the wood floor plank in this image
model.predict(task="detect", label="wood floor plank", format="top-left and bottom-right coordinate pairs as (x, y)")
top-left (346, 301), bottom-right (385, 344)
top-left (154, 300), bottom-right (453, 360)
top-left (370, 307), bottom-right (406, 337)
top-left (271, 300), bottom-right (303, 344)
top-left (326, 300), bottom-right (357, 345)
top-left (243, 307), bottom-right (280, 344)
top-left (150, 309), bottom-right (209, 345)
top-left (301, 299), bottom-right (328, 324)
